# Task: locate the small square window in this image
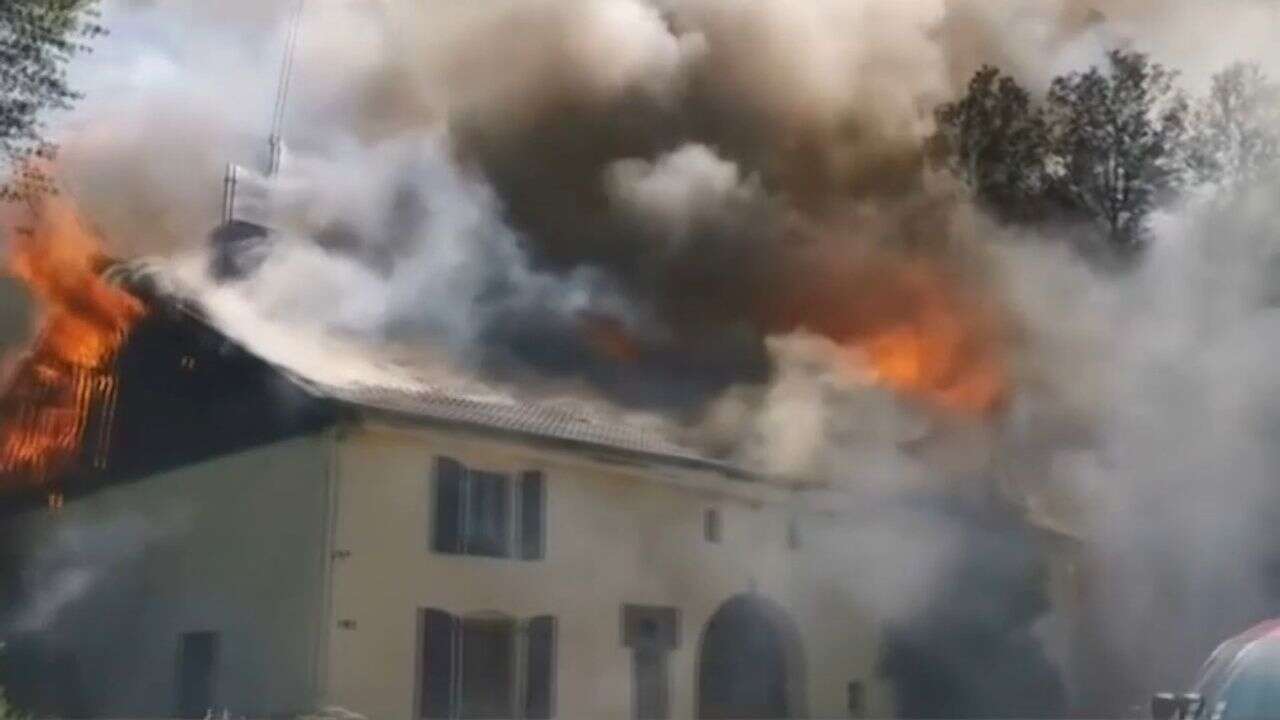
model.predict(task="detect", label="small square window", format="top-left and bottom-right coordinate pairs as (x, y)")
top-left (787, 516), bottom-right (802, 550)
top-left (703, 508), bottom-right (721, 544)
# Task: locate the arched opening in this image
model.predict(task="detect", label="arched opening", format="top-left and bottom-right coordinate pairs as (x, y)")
top-left (697, 594), bottom-right (805, 719)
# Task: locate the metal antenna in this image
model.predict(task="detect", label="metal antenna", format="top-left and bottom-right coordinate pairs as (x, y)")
top-left (268, 0), bottom-right (306, 176)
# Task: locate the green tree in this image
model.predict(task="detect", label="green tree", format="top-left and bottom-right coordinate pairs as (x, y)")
top-left (0, 685), bottom-right (25, 720)
top-left (1045, 50), bottom-right (1189, 250)
top-left (932, 65), bottom-right (1049, 223)
top-left (1187, 62), bottom-right (1280, 191)
top-left (0, 0), bottom-right (104, 200)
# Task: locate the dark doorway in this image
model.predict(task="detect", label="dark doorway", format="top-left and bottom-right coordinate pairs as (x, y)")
top-left (697, 595), bottom-right (800, 719)
top-left (175, 631), bottom-right (219, 719)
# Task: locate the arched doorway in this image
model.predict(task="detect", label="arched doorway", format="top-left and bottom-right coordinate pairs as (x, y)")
top-left (697, 594), bottom-right (805, 719)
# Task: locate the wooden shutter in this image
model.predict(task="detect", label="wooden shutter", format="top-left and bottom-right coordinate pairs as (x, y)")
top-left (433, 457), bottom-right (465, 553)
top-left (420, 609), bottom-right (457, 719)
top-left (525, 616), bottom-right (557, 719)
top-left (519, 471), bottom-right (546, 560)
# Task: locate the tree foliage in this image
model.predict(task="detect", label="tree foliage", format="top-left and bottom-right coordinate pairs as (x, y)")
top-left (1044, 50), bottom-right (1188, 250)
top-left (0, 686), bottom-right (25, 720)
top-left (932, 65), bottom-right (1048, 223)
top-left (1187, 62), bottom-right (1280, 191)
top-left (0, 0), bottom-right (104, 200)
top-left (935, 50), bottom-right (1205, 255)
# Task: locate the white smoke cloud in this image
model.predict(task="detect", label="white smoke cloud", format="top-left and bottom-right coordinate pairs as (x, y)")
top-left (606, 144), bottom-right (764, 253)
top-left (6, 511), bottom-right (185, 633)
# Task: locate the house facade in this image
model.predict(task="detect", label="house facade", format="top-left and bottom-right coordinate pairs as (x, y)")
top-left (0, 408), bottom-right (897, 719)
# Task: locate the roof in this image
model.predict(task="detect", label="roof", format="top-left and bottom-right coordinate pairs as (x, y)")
top-left (304, 378), bottom-right (745, 475)
top-left (108, 259), bottom-right (745, 478)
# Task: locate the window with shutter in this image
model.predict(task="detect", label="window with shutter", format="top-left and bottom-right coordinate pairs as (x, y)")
top-left (431, 458), bottom-right (547, 561)
top-left (418, 609), bottom-right (557, 720)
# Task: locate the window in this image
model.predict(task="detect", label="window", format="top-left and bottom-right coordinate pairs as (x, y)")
top-left (703, 508), bottom-right (722, 544)
top-left (622, 606), bottom-right (679, 720)
top-left (432, 458), bottom-right (545, 559)
top-left (175, 631), bottom-right (219, 719)
top-left (419, 610), bottom-right (557, 720)
top-left (466, 471), bottom-right (510, 558)
top-left (460, 617), bottom-right (515, 718)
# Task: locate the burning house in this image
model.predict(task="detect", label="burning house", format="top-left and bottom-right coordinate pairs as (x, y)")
top-left (0, 1), bottom-right (1138, 715)
top-left (0, 198), bottom-right (1089, 720)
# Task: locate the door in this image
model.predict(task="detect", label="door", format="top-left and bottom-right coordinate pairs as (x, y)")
top-left (176, 631), bottom-right (219, 719)
top-left (697, 596), bottom-right (796, 719)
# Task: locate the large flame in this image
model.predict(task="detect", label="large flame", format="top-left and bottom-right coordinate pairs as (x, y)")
top-left (774, 253), bottom-right (1010, 418)
top-left (838, 262), bottom-right (1008, 416)
top-left (0, 197), bottom-right (145, 490)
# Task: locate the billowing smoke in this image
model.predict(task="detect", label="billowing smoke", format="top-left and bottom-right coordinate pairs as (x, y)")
top-left (58, 0), bottom-right (1015, 415)
top-left (14, 0), bottom-right (1280, 716)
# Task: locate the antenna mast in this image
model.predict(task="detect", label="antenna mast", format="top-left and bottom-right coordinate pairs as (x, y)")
top-left (221, 0), bottom-right (304, 225)
top-left (268, 0), bottom-right (305, 176)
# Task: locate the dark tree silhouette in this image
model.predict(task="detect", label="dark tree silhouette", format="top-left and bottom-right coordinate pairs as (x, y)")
top-left (1044, 50), bottom-right (1189, 251)
top-left (0, 0), bottom-right (104, 200)
top-left (932, 65), bottom-right (1048, 223)
top-left (936, 51), bottom-right (1198, 256)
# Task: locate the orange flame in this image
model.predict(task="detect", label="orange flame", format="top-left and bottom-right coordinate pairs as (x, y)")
top-left (775, 254), bottom-right (1009, 418)
top-left (838, 263), bottom-right (1008, 416)
top-left (0, 197), bottom-right (145, 490)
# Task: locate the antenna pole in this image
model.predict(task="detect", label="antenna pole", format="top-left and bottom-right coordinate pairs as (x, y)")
top-left (269, 0), bottom-right (305, 176)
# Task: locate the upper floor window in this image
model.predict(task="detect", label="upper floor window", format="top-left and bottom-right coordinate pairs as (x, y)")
top-left (432, 457), bottom-right (545, 559)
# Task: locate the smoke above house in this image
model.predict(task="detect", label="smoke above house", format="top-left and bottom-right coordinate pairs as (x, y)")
top-left (6, 0), bottom-right (1280, 714)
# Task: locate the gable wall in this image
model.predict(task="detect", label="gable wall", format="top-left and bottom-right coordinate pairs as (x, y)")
top-left (0, 433), bottom-right (333, 718)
